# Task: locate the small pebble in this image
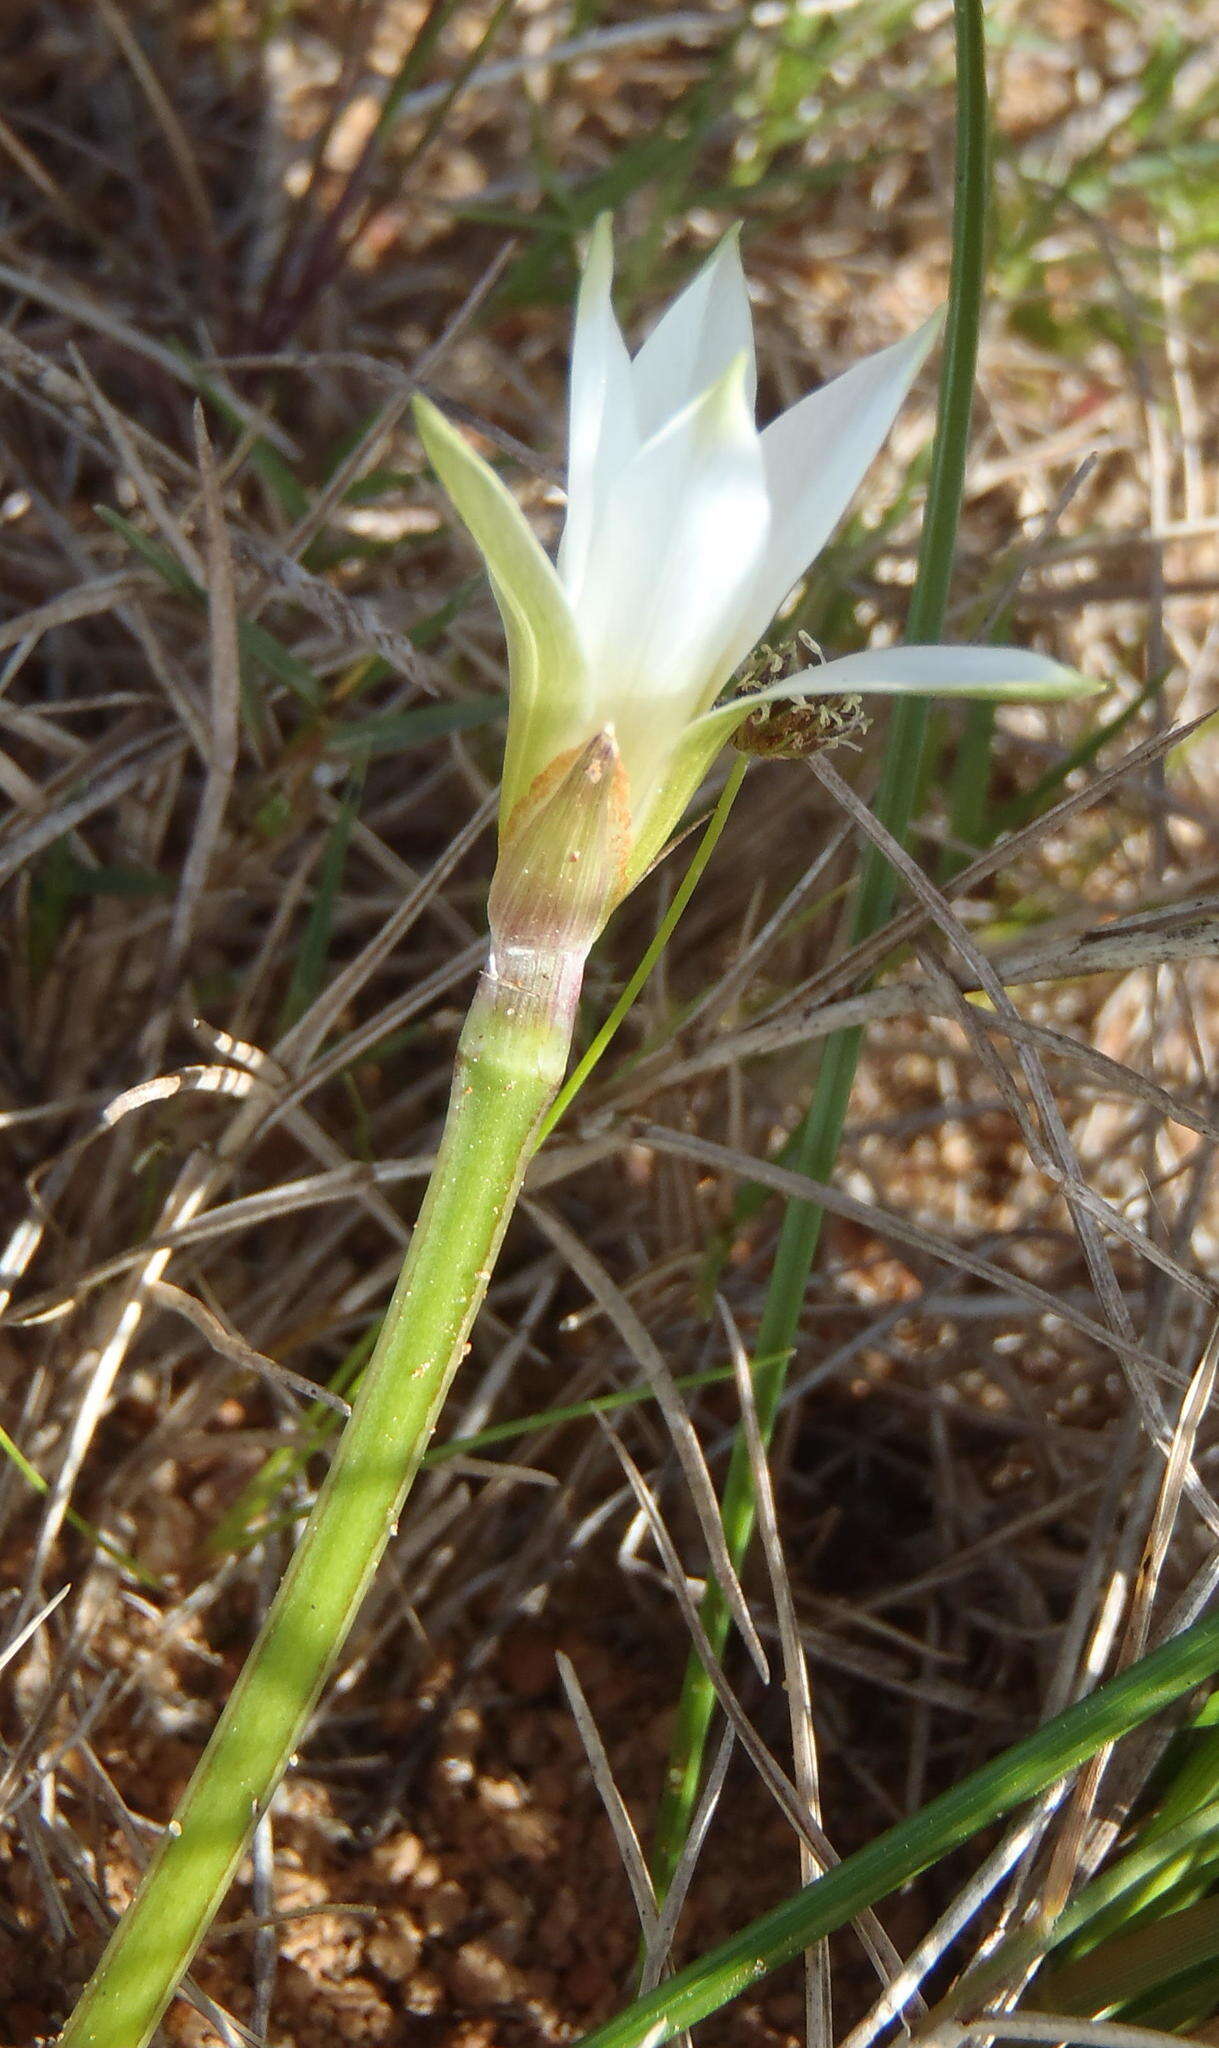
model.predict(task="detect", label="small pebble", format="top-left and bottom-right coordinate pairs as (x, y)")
top-left (447, 1937), bottom-right (519, 2008)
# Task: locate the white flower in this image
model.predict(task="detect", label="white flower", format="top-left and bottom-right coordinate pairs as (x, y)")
top-left (415, 218), bottom-right (1094, 908)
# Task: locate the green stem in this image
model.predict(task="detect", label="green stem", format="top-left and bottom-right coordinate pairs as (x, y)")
top-left (59, 951), bottom-right (577, 2048)
top-left (649, 0), bottom-right (990, 1901)
top-left (584, 1609), bottom-right (1219, 2048)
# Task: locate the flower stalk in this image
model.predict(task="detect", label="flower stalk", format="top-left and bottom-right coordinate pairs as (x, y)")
top-left (57, 881), bottom-right (605, 2048)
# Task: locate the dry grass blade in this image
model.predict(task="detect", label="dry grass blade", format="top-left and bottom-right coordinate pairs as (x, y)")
top-left (6, 1154), bottom-right (436, 1325)
top-left (639, 1129), bottom-right (1180, 1384)
top-left (557, 1651), bottom-right (659, 1951)
top-left (934, 2018), bottom-right (1198, 2048)
top-left (610, 913), bottom-right (1219, 1143)
top-left (249, 1812), bottom-right (278, 2043)
top-left (0, 730), bottom-right (185, 887)
top-left (97, 1065), bottom-right (266, 1127)
top-left (277, 794), bottom-right (496, 1071)
top-left (279, 241), bottom-right (517, 562)
top-left (0, 574), bottom-right (149, 656)
top-left (0, 1211), bottom-right (53, 1322)
top-left (525, 1199), bottom-right (769, 1683)
top-left (71, 346), bottom-right (205, 584)
top-left (0, 110), bottom-right (108, 255)
top-left (1033, 1321), bottom-right (1219, 1933)
top-left (230, 532), bottom-right (443, 694)
top-left (16, 1182), bottom-right (208, 1617)
top-left (842, 1796), bottom-right (1071, 2048)
top-left (92, 0), bottom-right (222, 274)
top-left (720, 1301), bottom-right (828, 2047)
top-left (370, 8), bottom-right (743, 127)
top-left (740, 716), bottom-right (1207, 1040)
top-left (599, 1422), bottom-right (841, 1862)
top-left (0, 327), bottom-right (195, 482)
top-left (806, 755), bottom-right (1219, 1556)
top-left (0, 258), bottom-right (295, 448)
top-left (676, 822), bottom-right (853, 1042)
top-left (0, 1583), bottom-right (70, 1678)
top-left (722, 1296), bottom-right (908, 2011)
top-left (1125, 1316), bottom-right (1219, 1663)
top-left (265, 936), bottom-right (486, 1119)
top-left (148, 1283), bottom-right (351, 1417)
top-left (994, 898), bottom-right (1219, 984)
top-left (640, 1722), bottom-right (735, 1998)
top-left (159, 405), bottom-right (241, 993)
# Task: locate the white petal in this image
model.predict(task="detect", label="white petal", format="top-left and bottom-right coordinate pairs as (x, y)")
top-left (768, 643), bottom-right (1101, 700)
top-left (690, 641), bottom-right (1100, 751)
top-left (630, 230), bottom-right (757, 440)
top-left (558, 215), bottom-right (640, 610)
top-left (414, 396), bottom-right (588, 821)
top-left (727, 316), bottom-right (940, 666)
top-left (574, 352), bottom-right (769, 780)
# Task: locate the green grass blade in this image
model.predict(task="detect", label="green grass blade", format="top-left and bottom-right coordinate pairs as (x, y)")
top-left (326, 693), bottom-right (503, 756)
top-left (991, 676), bottom-right (1158, 835)
top-left (213, 1349), bottom-right (794, 1559)
top-left (935, 1786), bottom-right (1219, 2026)
top-left (425, 1353), bottom-right (787, 1465)
top-left (1043, 1895), bottom-right (1219, 2020)
top-left (650, 0), bottom-right (992, 1900)
top-left (993, 1691), bottom-right (1219, 2022)
top-left (0, 1424), bottom-right (159, 1589)
top-left (583, 1613), bottom-right (1219, 2048)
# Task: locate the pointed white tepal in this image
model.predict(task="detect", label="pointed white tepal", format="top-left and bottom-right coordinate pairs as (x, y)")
top-left (415, 217), bottom-right (1096, 923)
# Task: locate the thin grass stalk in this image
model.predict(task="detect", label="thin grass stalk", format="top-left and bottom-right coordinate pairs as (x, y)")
top-left (582, 1609), bottom-right (1219, 2048)
top-left (649, 0), bottom-right (991, 1898)
top-left (56, 945), bottom-right (582, 2048)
